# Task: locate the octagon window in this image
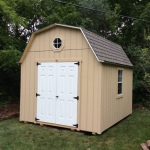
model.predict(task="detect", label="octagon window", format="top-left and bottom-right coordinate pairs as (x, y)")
top-left (53, 38), bottom-right (62, 49)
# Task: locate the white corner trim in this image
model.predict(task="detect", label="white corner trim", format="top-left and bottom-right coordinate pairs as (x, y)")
top-left (80, 29), bottom-right (104, 63)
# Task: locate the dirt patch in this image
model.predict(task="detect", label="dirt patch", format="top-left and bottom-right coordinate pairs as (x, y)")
top-left (0, 103), bottom-right (20, 121)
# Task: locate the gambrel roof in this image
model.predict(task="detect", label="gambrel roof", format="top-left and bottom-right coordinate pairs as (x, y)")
top-left (19, 23), bottom-right (133, 67)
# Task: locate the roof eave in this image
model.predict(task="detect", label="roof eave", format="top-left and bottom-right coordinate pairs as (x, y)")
top-left (103, 61), bottom-right (133, 67)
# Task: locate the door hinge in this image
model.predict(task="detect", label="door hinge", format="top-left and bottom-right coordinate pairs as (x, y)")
top-left (35, 118), bottom-right (40, 121)
top-left (37, 62), bottom-right (41, 66)
top-left (36, 93), bottom-right (40, 97)
top-left (74, 62), bottom-right (80, 66)
top-left (73, 96), bottom-right (79, 100)
top-left (73, 124), bottom-right (78, 128)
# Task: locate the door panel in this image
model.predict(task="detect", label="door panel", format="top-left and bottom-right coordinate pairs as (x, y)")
top-left (37, 63), bottom-right (56, 123)
top-left (56, 62), bottom-right (78, 126)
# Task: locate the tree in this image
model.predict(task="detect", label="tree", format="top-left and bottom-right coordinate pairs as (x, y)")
top-left (106, 0), bottom-right (150, 103)
top-left (78, 0), bottom-right (119, 37)
top-left (0, 0), bottom-right (27, 50)
top-left (0, 50), bottom-right (22, 102)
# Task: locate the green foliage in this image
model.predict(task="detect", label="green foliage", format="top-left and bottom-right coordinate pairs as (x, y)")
top-left (79, 0), bottom-right (114, 36)
top-left (0, 0), bottom-right (27, 50)
top-left (106, 0), bottom-right (150, 103)
top-left (0, 50), bottom-right (22, 102)
top-left (0, 0), bottom-right (150, 104)
top-left (39, 0), bottom-right (83, 29)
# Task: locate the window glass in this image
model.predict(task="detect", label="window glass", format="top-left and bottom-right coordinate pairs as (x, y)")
top-left (53, 38), bottom-right (62, 49)
top-left (118, 70), bottom-right (123, 95)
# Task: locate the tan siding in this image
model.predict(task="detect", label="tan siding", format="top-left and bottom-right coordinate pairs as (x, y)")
top-left (44, 30), bottom-right (50, 50)
top-left (20, 63), bottom-right (25, 121)
top-left (76, 30), bottom-right (83, 129)
top-left (34, 36), bottom-right (40, 52)
top-left (86, 45), bottom-right (95, 131)
top-left (39, 33), bottom-right (45, 59)
top-left (44, 31), bottom-right (50, 59)
top-left (98, 64), bottom-right (102, 134)
top-left (24, 54), bottom-right (31, 121)
top-left (59, 27), bottom-right (66, 58)
top-left (70, 29), bottom-right (77, 58)
top-left (100, 64), bottom-right (132, 133)
top-left (64, 28), bottom-right (71, 58)
top-left (49, 29), bottom-right (55, 59)
top-left (29, 52), bottom-right (35, 122)
top-left (80, 52), bottom-right (88, 130)
top-left (34, 52), bottom-right (40, 122)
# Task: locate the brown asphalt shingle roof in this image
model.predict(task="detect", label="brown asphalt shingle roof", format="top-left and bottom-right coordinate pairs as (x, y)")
top-left (81, 28), bottom-right (133, 67)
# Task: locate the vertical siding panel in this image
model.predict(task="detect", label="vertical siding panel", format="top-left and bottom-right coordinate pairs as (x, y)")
top-left (28, 52), bottom-right (35, 122)
top-left (65, 28), bottom-right (71, 59)
top-left (70, 30), bottom-right (77, 58)
top-left (113, 68), bottom-right (117, 123)
top-left (86, 47), bottom-right (95, 131)
top-left (24, 55), bottom-right (31, 121)
top-left (103, 66), bottom-right (107, 129)
top-left (100, 65), bottom-right (104, 132)
top-left (44, 31), bottom-right (50, 59)
top-left (20, 63), bottom-right (25, 121)
top-left (106, 67), bottom-right (109, 127)
top-left (34, 36), bottom-right (39, 52)
top-left (39, 33), bottom-right (45, 59)
top-left (109, 67), bottom-right (112, 125)
top-left (92, 58), bottom-right (99, 132)
top-left (76, 31), bottom-right (82, 58)
top-left (44, 31), bottom-right (50, 50)
top-left (76, 31), bottom-right (83, 130)
top-left (33, 36), bottom-right (40, 121)
top-left (49, 30), bottom-right (54, 59)
top-left (109, 67), bottom-right (112, 126)
top-left (29, 43), bottom-right (35, 52)
top-left (59, 27), bottom-right (66, 59)
top-left (97, 63), bottom-right (102, 134)
top-left (34, 53), bottom-right (39, 120)
top-left (80, 43), bottom-right (88, 130)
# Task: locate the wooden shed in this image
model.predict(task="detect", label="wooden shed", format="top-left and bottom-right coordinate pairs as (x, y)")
top-left (19, 23), bottom-right (133, 134)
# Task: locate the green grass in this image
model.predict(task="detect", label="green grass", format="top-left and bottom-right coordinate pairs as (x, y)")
top-left (0, 109), bottom-right (150, 150)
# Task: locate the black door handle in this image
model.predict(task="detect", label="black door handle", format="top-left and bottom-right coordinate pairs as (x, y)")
top-left (56, 96), bottom-right (59, 98)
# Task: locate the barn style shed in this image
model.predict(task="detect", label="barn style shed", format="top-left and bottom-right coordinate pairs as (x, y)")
top-left (19, 23), bottom-right (133, 134)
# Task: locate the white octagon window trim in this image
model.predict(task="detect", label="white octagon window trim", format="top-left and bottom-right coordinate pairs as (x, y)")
top-left (51, 36), bottom-right (65, 52)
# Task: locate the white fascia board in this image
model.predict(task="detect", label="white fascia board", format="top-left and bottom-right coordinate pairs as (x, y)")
top-left (54, 23), bottom-right (81, 30)
top-left (80, 28), bottom-right (104, 63)
top-left (34, 23), bottom-right (81, 35)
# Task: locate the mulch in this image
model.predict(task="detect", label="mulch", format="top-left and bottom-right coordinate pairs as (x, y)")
top-left (0, 103), bottom-right (20, 121)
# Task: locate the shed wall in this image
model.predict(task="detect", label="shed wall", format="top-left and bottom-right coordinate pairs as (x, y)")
top-left (100, 64), bottom-right (133, 132)
top-left (20, 26), bottom-right (102, 133)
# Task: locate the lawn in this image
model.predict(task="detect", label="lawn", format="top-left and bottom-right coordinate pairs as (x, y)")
top-left (0, 109), bottom-right (150, 150)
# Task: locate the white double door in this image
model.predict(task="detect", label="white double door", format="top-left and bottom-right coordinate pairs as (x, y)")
top-left (36, 62), bottom-right (78, 127)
